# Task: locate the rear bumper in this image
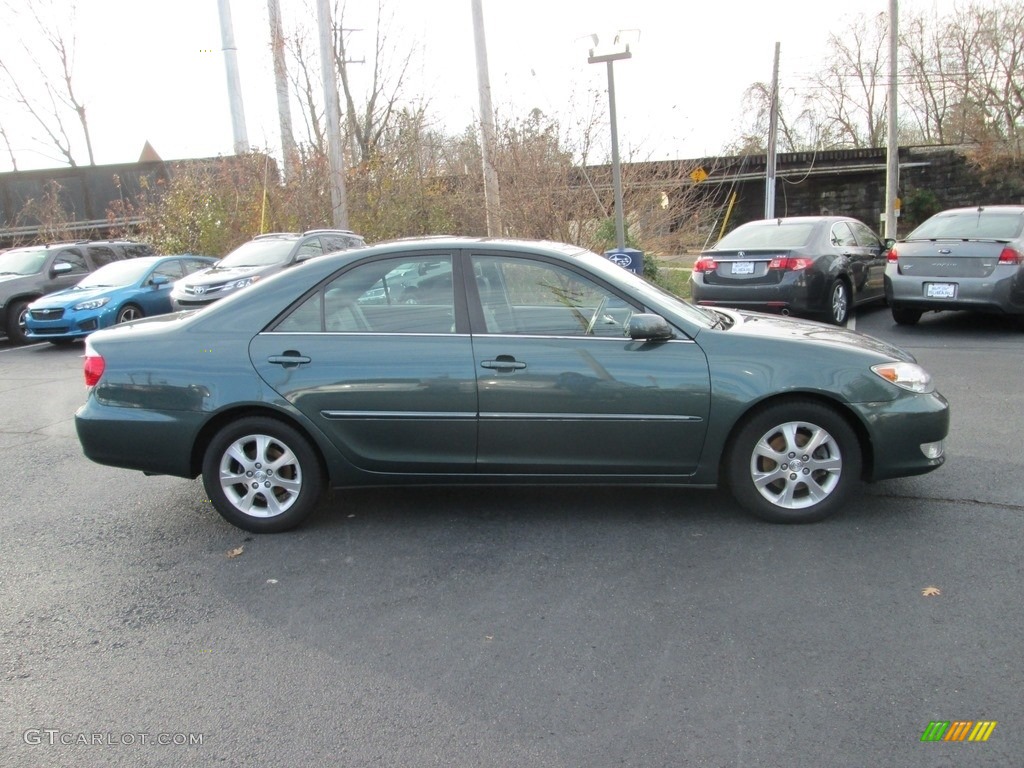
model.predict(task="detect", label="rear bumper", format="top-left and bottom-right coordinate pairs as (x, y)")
top-left (75, 396), bottom-right (203, 478)
top-left (885, 270), bottom-right (1024, 315)
top-left (691, 272), bottom-right (824, 315)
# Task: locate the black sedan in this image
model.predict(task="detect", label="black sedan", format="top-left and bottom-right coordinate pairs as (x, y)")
top-left (885, 205), bottom-right (1024, 325)
top-left (690, 216), bottom-right (890, 324)
top-left (75, 237), bottom-right (948, 533)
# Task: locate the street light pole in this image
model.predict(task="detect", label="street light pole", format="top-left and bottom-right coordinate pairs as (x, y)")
top-left (588, 40), bottom-right (632, 252)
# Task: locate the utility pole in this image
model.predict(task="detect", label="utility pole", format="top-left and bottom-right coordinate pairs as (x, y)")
top-left (884, 0), bottom-right (900, 239)
top-left (268, 0), bottom-right (299, 182)
top-left (216, 0), bottom-right (249, 154)
top-left (764, 42), bottom-right (780, 219)
top-left (471, 0), bottom-right (502, 236)
top-left (316, 0), bottom-right (349, 229)
top-left (588, 37), bottom-right (632, 252)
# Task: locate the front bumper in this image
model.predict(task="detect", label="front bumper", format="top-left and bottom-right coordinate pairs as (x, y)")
top-left (850, 389), bottom-right (950, 481)
top-left (25, 307), bottom-right (113, 340)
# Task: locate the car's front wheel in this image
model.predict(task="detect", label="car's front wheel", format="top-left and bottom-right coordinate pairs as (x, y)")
top-left (116, 304), bottom-right (144, 323)
top-left (202, 417), bottom-right (324, 533)
top-left (725, 401), bottom-right (862, 523)
top-left (5, 299), bottom-right (30, 345)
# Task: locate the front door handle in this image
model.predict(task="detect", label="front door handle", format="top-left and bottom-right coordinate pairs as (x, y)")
top-left (268, 351), bottom-right (311, 368)
top-left (481, 355), bottom-right (526, 372)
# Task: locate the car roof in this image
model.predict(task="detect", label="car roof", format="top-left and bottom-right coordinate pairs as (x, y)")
top-left (736, 216), bottom-right (858, 226)
top-left (366, 235), bottom-right (590, 258)
top-left (928, 205), bottom-right (1024, 216)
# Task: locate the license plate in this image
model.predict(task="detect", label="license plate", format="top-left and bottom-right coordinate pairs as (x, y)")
top-left (731, 261), bottom-right (755, 275)
top-left (925, 283), bottom-right (956, 299)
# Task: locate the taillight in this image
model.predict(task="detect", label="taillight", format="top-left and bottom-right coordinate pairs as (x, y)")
top-left (693, 257), bottom-right (717, 273)
top-left (768, 257), bottom-right (815, 270)
top-left (83, 340), bottom-right (105, 387)
top-left (887, 247), bottom-right (899, 263)
top-left (998, 247), bottom-right (1022, 265)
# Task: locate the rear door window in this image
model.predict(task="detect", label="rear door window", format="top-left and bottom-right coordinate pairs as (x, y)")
top-left (86, 246), bottom-right (119, 267)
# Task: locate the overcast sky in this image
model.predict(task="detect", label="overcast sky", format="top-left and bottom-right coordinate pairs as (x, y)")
top-left (0, 0), bottom-right (968, 172)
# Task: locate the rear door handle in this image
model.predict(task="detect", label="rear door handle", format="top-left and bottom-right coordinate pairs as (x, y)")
top-left (481, 355), bottom-right (526, 372)
top-left (268, 352), bottom-right (311, 367)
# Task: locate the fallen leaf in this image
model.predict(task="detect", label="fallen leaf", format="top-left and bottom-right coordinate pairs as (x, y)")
top-left (226, 546), bottom-right (244, 559)
top-left (921, 586), bottom-right (941, 597)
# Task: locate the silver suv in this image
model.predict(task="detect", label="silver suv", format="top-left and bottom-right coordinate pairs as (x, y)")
top-left (0, 240), bottom-right (155, 344)
top-left (170, 229), bottom-right (366, 310)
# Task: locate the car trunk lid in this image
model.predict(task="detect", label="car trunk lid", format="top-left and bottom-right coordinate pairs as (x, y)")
top-left (695, 249), bottom-right (808, 286)
top-left (892, 239), bottom-right (1009, 278)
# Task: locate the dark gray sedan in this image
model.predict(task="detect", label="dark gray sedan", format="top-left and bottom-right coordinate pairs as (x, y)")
top-left (885, 205), bottom-right (1024, 325)
top-left (690, 216), bottom-right (889, 325)
top-left (75, 237), bottom-right (948, 533)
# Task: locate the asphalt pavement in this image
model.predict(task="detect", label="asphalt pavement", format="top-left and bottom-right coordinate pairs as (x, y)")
top-left (1, 305), bottom-right (1022, 767)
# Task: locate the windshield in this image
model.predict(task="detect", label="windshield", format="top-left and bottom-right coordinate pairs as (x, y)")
top-left (78, 259), bottom-right (153, 288)
top-left (714, 222), bottom-right (815, 249)
top-left (218, 239), bottom-right (296, 268)
top-left (0, 249), bottom-right (47, 276)
top-left (576, 251), bottom-right (715, 329)
top-left (907, 210), bottom-right (1024, 240)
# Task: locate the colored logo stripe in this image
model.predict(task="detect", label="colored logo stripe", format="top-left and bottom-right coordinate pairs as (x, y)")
top-left (969, 721), bottom-right (997, 742)
top-left (921, 720), bottom-right (997, 742)
top-left (921, 722), bottom-right (949, 741)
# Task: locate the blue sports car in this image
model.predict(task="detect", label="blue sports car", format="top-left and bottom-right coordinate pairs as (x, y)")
top-left (25, 255), bottom-right (216, 344)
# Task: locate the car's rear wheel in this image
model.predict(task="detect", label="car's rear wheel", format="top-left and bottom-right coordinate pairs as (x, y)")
top-left (202, 417), bottom-right (324, 533)
top-left (826, 280), bottom-right (850, 325)
top-left (726, 401), bottom-right (862, 523)
top-left (891, 306), bottom-right (922, 326)
top-left (116, 304), bottom-right (144, 323)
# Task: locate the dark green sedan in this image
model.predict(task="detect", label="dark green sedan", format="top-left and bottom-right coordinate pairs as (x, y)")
top-left (75, 237), bottom-right (949, 533)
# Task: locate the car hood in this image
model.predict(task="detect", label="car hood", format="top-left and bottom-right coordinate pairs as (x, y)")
top-left (181, 265), bottom-right (264, 286)
top-left (721, 309), bottom-right (916, 362)
top-left (31, 285), bottom-right (122, 308)
top-left (0, 273), bottom-right (33, 287)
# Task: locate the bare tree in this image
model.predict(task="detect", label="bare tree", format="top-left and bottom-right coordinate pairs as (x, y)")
top-left (726, 82), bottom-right (824, 154)
top-left (813, 12), bottom-right (890, 148)
top-left (334, 0), bottom-right (416, 167)
top-left (951, 1), bottom-right (1024, 158)
top-left (0, 0), bottom-right (94, 166)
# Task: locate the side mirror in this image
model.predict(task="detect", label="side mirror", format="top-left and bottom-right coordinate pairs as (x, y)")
top-left (51, 262), bottom-right (73, 276)
top-left (625, 313), bottom-right (674, 341)
top-left (150, 274), bottom-right (169, 287)
top-left (883, 238), bottom-right (897, 249)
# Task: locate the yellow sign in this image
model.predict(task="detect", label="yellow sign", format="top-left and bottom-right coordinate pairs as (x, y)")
top-left (690, 167), bottom-right (708, 183)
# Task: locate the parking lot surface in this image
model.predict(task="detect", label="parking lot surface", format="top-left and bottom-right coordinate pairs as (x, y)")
top-left (2, 306), bottom-right (1022, 767)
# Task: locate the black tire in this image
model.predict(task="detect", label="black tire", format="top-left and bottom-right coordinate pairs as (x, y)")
top-left (5, 299), bottom-right (30, 345)
top-left (891, 306), bottom-right (922, 326)
top-left (825, 280), bottom-right (850, 325)
top-left (116, 304), bottom-right (144, 323)
top-left (725, 400), bottom-right (862, 523)
top-left (202, 417), bottom-right (324, 533)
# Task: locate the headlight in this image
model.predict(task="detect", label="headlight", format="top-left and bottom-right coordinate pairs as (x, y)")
top-left (871, 362), bottom-right (934, 393)
top-left (74, 297), bottom-right (111, 311)
top-left (227, 276), bottom-right (260, 291)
